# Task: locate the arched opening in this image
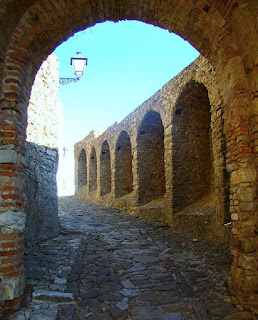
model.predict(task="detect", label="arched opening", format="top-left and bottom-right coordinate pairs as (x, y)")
top-left (89, 147), bottom-right (97, 192)
top-left (100, 140), bottom-right (111, 196)
top-left (172, 81), bottom-right (214, 213)
top-left (0, 0), bottom-right (256, 313)
top-left (137, 111), bottom-right (165, 205)
top-left (115, 131), bottom-right (133, 198)
top-left (78, 148), bottom-right (87, 188)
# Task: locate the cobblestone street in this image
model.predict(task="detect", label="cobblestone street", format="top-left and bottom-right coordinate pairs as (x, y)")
top-left (11, 197), bottom-right (252, 320)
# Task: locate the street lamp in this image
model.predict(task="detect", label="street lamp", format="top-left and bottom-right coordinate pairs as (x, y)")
top-left (59, 52), bottom-right (88, 85)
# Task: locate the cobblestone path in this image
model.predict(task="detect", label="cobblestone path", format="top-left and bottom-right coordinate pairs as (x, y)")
top-left (11, 196), bottom-right (252, 320)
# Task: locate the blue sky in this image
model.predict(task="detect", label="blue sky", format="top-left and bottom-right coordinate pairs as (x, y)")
top-left (54, 20), bottom-right (199, 146)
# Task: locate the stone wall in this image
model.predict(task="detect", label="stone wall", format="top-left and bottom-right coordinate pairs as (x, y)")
top-left (24, 143), bottom-right (59, 247)
top-left (24, 53), bottom-right (60, 247)
top-left (75, 56), bottom-right (230, 243)
top-left (26, 53), bottom-right (60, 149)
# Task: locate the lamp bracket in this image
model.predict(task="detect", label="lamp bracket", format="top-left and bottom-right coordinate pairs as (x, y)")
top-left (59, 77), bottom-right (80, 85)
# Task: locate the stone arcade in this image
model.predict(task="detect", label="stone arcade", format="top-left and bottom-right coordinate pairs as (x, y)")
top-left (0, 0), bottom-right (257, 317)
top-left (75, 56), bottom-right (230, 241)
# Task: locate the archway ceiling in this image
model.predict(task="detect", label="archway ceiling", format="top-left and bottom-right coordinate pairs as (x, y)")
top-left (1, 0), bottom-right (256, 110)
top-left (3, 0), bottom-right (251, 69)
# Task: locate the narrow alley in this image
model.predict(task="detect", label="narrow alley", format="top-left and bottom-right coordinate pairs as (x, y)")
top-left (11, 197), bottom-right (252, 320)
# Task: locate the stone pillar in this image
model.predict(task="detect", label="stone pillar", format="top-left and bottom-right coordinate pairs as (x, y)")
top-left (228, 165), bottom-right (257, 310)
top-left (221, 56), bottom-right (257, 313)
top-left (0, 150), bottom-right (26, 316)
top-left (0, 53), bottom-right (61, 316)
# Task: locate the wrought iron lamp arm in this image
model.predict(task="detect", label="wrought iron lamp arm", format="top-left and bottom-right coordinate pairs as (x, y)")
top-left (59, 77), bottom-right (80, 85)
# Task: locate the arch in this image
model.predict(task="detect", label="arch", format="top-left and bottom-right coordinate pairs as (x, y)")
top-left (2, 1), bottom-right (254, 122)
top-left (100, 140), bottom-right (111, 196)
top-left (172, 81), bottom-right (213, 212)
top-left (137, 111), bottom-right (165, 205)
top-left (1, 4), bottom-right (254, 217)
top-left (89, 147), bottom-right (97, 192)
top-left (115, 131), bottom-right (133, 198)
top-left (78, 148), bottom-right (87, 188)
top-left (0, 0), bottom-right (256, 313)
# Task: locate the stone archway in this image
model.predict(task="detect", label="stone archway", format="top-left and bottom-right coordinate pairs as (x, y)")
top-left (100, 140), bottom-right (111, 196)
top-left (115, 131), bottom-right (133, 198)
top-left (78, 148), bottom-right (87, 188)
top-left (137, 110), bottom-right (165, 205)
top-left (0, 0), bottom-right (256, 314)
top-left (172, 81), bottom-right (213, 213)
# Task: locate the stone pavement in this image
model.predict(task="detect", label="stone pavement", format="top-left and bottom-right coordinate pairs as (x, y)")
top-left (10, 196), bottom-right (253, 320)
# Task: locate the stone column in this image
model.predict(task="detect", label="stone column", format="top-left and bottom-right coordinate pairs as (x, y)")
top-left (0, 152), bottom-right (26, 316)
top-left (0, 53), bottom-right (61, 316)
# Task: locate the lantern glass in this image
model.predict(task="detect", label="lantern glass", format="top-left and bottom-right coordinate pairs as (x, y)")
top-left (71, 52), bottom-right (87, 78)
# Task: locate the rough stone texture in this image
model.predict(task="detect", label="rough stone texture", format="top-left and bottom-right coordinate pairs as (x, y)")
top-left (0, 210), bottom-right (25, 232)
top-left (24, 142), bottom-right (59, 247)
top-left (26, 53), bottom-right (60, 149)
top-left (0, 0), bottom-right (257, 316)
top-left (0, 150), bottom-right (18, 164)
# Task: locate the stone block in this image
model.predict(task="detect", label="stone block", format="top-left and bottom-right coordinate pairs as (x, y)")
top-left (0, 274), bottom-right (26, 301)
top-left (30, 309), bottom-right (58, 320)
top-left (239, 238), bottom-right (256, 253)
top-left (239, 202), bottom-right (255, 211)
top-left (239, 253), bottom-right (256, 270)
top-left (232, 168), bottom-right (256, 184)
top-left (32, 290), bottom-right (74, 303)
top-left (0, 150), bottom-right (18, 164)
top-left (237, 187), bottom-right (254, 202)
top-left (58, 304), bottom-right (75, 320)
top-left (226, 163), bottom-right (236, 173)
top-left (0, 211), bottom-right (25, 232)
top-left (164, 313), bottom-right (183, 320)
